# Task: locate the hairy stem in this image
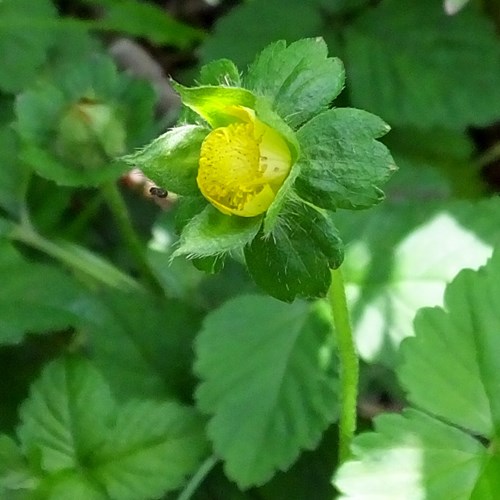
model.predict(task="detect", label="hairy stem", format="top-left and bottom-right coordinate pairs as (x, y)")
top-left (329, 266), bottom-right (358, 464)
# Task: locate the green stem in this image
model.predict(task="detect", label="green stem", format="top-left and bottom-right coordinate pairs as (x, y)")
top-left (328, 266), bottom-right (358, 464)
top-left (10, 222), bottom-right (143, 292)
top-left (101, 181), bottom-right (164, 294)
top-left (176, 455), bottom-right (218, 500)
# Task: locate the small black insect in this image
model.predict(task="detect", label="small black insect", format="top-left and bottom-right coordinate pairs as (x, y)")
top-left (149, 187), bottom-right (169, 198)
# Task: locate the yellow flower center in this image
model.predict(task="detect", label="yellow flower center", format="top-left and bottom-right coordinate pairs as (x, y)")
top-left (197, 107), bottom-right (292, 217)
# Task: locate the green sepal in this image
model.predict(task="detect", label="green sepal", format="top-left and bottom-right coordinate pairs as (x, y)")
top-left (192, 255), bottom-right (226, 274)
top-left (123, 124), bottom-right (208, 195)
top-left (245, 38), bottom-right (345, 129)
top-left (295, 108), bottom-right (396, 210)
top-left (172, 82), bottom-right (256, 128)
top-left (245, 204), bottom-right (343, 301)
top-left (174, 205), bottom-right (262, 259)
top-left (198, 59), bottom-right (242, 87)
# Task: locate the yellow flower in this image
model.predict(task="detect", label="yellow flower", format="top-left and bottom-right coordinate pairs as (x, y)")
top-left (197, 106), bottom-right (292, 217)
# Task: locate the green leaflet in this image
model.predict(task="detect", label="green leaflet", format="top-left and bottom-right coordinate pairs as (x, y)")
top-left (195, 295), bottom-right (338, 488)
top-left (198, 59), bottom-right (242, 87)
top-left (295, 108), bottom-right (395, 211)
top-left (246, 38), bottom-right (345, 129)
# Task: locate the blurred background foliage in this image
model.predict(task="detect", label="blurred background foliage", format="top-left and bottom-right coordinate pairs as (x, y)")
top-left (2, 0), bottom-right (500, 498)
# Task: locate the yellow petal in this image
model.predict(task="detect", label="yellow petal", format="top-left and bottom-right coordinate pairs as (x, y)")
top-left (197, 108), bottom-right (291, 217)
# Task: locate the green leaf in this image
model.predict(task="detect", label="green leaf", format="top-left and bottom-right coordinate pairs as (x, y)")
top-left (0, 240), bottom-right (87, 345)
top-left (344, 0), bottom-right (500, 127)
top-left (17, 357), bottom-right (209, 500)
top-left (337, 197), bottom-right (500, 365)
top-left (0, 0), bottom-right (57, 92)
top-left (174, 205), bottom-right (262, 259)
top-left (198, 59), bottom-right (242, 87)
top-left (124, 124), bottom-right (208, 196)
top-left (172, 83), bottom-right (256, 128)
top-left (83, 0), bottom-right (203, 48)
top-left (83, 291), bottom-right (203, 402)
top-left (18, 357), bottom-right (114, 472)
top-left (245, 204), bottom-right (343, 301)
top-left (245, 38), bottom-right (345, 129)
top-left (195, 296), bottom-right (338, 488)
top-left (399, 247), bottom-right (500, 437)
top-left (334, 409), bottom-right (487, 499)
top-left (201, 0), bottom-right (322, 68)
top-left (295, 108), bottom-right (395, 211)
top-left (0, 435), bottom-right (36, 494)
top-left (91, 400), bottom-right (208, 500)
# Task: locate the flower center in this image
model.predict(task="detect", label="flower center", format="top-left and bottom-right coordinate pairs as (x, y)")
top-left (197, 111), bottom-right (291, 217)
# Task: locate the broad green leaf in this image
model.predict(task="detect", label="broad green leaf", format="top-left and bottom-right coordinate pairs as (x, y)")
top-left (172, 83), bottom-right (256, 128)
top-left (399, 247), bottom-right (500, 437)
top-left (92, 400), bottom-right (208, 500)
top-left (335, 409), bottom-right (487, 499)
top-left (344, 0), bottom-right (500, 127)
top-left (83, 0), bottom-right (203, 48)
top-left (337, 197), bottom-right (500, 366)
top-left (198, 59), bottom-right (242, 86)
top-left (18, 357), bottom-right (114, 472)
top-left (43, 472), bottom-right (107, 500)
top-left (246, 38), bottom-right (345, 129)
top-left (82, 291), bottom-right (203, 401)
top-left (202, 0), bottom-right (322, 67)
top-left (174, 205), bottom-right (262, 259)
top-left (0, 240), bottom-right (87, 345)
top-left (245, 204), bottom-right (343, 301)
top-left (295, 108), bottom-right (395, 211)
top-left (0, 0), bottom-right (57, 92)
top-left (124, 124), bottom-right (208, 196)
top-left (195, 296), bottom-right (338, 488)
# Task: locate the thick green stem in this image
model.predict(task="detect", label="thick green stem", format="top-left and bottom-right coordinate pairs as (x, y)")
top-left (101, 181), bottom-right (164, 294)
top-left (328, 266), bottom-right (358, 464)
top-left (177, 456), bottom-right (218, 500)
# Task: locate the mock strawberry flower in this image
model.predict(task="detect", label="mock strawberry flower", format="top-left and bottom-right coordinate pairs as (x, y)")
top-left (125, 38), bottom-right (396, 301)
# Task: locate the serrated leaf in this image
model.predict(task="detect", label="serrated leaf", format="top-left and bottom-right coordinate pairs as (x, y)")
top-left (201, 0), bottom-right (322, 67)
top-left (124, 124), bottom-right (208, 196)
top-left (174, 205), bottom-right (262, 259)
top-left (335, 409), bottom-right (487, 499)
top-left (195, 295), bottom-right (338, 488)
top-left (245, 204), bottom-right (343, 302)
top-left (245, 38), bottom-right (345, 129)
top-left (18, 357), bottom-right (114, 472)
top-left (399, 247), bottom-right (500, 437)
top-left (337, 197), bottom-right (500, 366)
top-left (0, 240), bottom-right (87, 345)
top-left (345, 0), bottom-right (500, 127)
top-left (92, 400), bottom-right (208, 500)
top-left (82, 291), bottom-right (203, 401)
top-left (84, 0), bottom-right (203, 48)
top-left (172, 83), bottom-right (256, 128)
top-left (198, 59), bottom-right (242, 87)
top-left (0, 0), bottom-right (57, 92)
top-left (295, 108), bottom-right (395, 211)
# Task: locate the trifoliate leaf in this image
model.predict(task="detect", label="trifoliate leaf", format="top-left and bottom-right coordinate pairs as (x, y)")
top-left (195, 295), bottom-right (338, 488)
top-left (201, 0), bottom-right (322, 67)
top-left (399, 247), bottom-right (500, 437)
top-left (334, 409), bottom-right (487, 499)
top-left (0, 0), bottom-right (57, 92)
top-left (245, 204), bottom-right (343, 301)
top-left (124, 124), bottom-right (208, 196)
top-left (344, 0), bottom-right (500, 127)
top-left (0, 240), bottom-right (87, 345)
top-left (337, 197), bottom-right (500, 366)
top-left (91, 400), bottom-right (208, 500)
top-left (18, 357), bottom-right (114, 472)
top-left (295, 108), bottom-right (395, 211)
top-left (174, 205), bottom-right (262, 259)
top-left (172, 83), bottom-right (256, 128)
top-left (246, 38), bottom-right (345, 129)
top-left (198, 59), bottom-right (242, 87)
